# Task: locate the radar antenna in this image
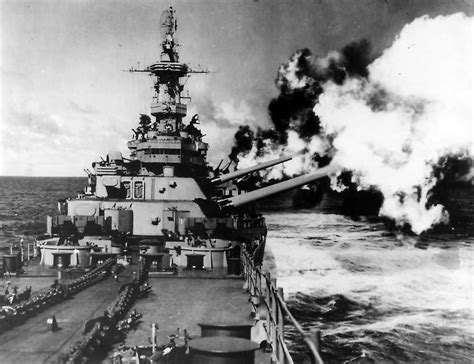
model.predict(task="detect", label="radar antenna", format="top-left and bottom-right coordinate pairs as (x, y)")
top-left (160, 6), bottom-right (176, 39)
top-left (160, 6), bottom-right (178, 62)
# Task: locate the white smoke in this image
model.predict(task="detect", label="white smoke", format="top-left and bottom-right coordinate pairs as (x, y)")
top-left (314, 13), bottom-right (473, 234)
top-left (237, 130), bottom-right (330, 180)
top-left (276, 50), bottom-right (313, 90)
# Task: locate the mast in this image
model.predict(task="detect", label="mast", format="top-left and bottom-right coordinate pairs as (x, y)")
top-left (125, 6), bottom-right (209, 176)
top-left (148, 6), bottom-right (188, 133)
top-left (129, 6), bottom-right (188, 135)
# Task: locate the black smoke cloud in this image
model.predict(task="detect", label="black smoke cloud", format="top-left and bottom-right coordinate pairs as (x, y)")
top-left (229, 39), bottom-right (373, 164)
top-left (229, 39), bottom-right (386, 216)
top-left (268, 39), bottom-right (372, 144)
top-left (226, 39), bottom-right (381, 214)
top-left (227, 22), bottom-right (473, 229)
top-left (228, 125), bottom-right (255, 163)
top-left (428, 156), bottom-right (473, 231)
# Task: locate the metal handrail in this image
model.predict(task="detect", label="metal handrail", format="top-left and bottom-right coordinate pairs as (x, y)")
top-left (275, 293), bottom-right (324, 364)
top-left (241, 247), bottom-right (324, 364)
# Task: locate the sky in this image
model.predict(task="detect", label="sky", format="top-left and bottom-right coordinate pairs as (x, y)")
top-left (1, 0), bottom-right (473, 176)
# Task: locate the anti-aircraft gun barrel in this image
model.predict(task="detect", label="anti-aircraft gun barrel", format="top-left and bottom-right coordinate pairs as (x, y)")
top-left (219, 163), bottom-right (340, 209)
top-left (211, 155), bottom-right (293, 185)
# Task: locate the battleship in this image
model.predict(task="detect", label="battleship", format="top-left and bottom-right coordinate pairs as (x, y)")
top-left (0, 7), bottom-right (330, 364)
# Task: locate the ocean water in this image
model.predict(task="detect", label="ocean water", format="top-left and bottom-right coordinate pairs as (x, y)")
top-left (0, 177), bottom-right (472, 363)
top-left (264, 212), bottom-right (473, 363)
top-left (0, 177), bottom-right (86, 250)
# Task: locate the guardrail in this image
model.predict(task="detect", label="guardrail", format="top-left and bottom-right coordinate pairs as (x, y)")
top-left (241, 247), bottom-right (324, 364)
top-left (6, 239), bottom-right (38, 263)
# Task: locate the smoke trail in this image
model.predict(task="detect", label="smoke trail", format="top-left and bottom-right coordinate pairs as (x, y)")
top-left (314, 13), bottom-right (473, 233)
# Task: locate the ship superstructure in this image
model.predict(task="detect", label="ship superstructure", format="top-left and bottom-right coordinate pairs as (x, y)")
top-left (1, 7), bottom-right (330, 364)
top-left (125, 7), bottom-right (209, 177)
top-left (46, 6), bottom-right (336, 257)
top-left (60, 7), bottom-right (240, 242)
top-left (51, 7), bottom-right (291, 246)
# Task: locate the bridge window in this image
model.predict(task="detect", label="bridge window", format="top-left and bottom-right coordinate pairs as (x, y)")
top-left (144, 148), bottom-right (181, 155)
top-left (123, 181), bottom-right (131, 199)
top-left (134, 181), bottom-right (144, 199)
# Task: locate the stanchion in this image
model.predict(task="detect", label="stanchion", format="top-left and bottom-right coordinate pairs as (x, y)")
top-left (309, 329), bottom-right (321, 358)
top-left (58, 258), bottom-right (63, 281)
top-left (276, 287), bottom-right (284, 362)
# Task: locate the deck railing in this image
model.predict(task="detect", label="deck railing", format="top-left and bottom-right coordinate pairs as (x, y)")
top-left (11, 240), bottom-right (38, 262)
top-left (241, 247), bottom-right (324, 364)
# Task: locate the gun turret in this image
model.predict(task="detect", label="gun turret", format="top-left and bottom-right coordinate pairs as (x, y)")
top-left (219, 163), bottom-right (339, 209)
top-left (211, 155), bottom-right (293, 185)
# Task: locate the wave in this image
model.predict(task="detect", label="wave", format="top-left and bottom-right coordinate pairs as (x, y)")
top-left (265, 212), bottom-right (474, 363)
top-left (0, 177), bottom-right (87, 248)
top-left (285, 292), bottom-right (473, 363)
top-left (287, 292), bottom-right (378, 323)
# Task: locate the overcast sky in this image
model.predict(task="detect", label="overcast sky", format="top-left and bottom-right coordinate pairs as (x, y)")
top-left (1, 0), bottom-right (472, 176)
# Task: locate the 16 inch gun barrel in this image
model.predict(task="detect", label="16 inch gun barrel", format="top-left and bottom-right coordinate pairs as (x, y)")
top-left (219, 163), bottom-right (340, 209)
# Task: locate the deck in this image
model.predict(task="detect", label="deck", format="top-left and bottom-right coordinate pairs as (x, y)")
top-left (0, 278), bottom-right (123, 363)
top-left (0, 262), bottom-right (272, 363)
